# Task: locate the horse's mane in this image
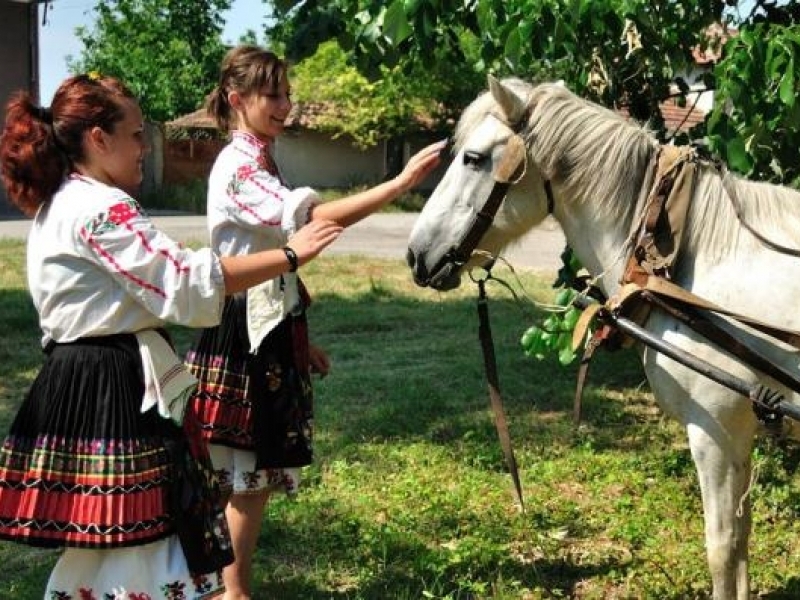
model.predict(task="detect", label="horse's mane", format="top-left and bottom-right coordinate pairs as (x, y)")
top-left (455, 78), bottom-right (658, 222)
top-left (456, 78), bottom-right (800, 260)
top-left (689, 172), bottom-right (800, 260)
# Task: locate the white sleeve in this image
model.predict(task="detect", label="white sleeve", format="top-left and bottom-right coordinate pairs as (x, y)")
top-left (221, 162), bottom-right (319, 234)
top-left (76, 195), bottom-right (225, 327)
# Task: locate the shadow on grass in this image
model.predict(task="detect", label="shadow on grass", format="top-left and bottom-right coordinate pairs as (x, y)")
top-left (761, 579), bottom-right (800, 600)
top-left (306, 290), bottom-right (660, 456)
top-left (6, 286), bottom-right (800, 599)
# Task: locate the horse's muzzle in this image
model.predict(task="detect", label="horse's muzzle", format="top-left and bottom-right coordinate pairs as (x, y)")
top-left (406, 248), bottom-right (463, 291)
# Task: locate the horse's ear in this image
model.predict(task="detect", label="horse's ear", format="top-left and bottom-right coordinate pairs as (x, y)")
top-left (488, 75), bottom-right (526, 124)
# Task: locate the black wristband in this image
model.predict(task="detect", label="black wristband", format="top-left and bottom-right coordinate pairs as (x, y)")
top-left (282, 246), bottom-right (299, 272)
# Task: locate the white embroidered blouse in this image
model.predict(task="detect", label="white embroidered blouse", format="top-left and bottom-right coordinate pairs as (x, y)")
top-left (206, 131), bottom-right (319, 352)
top-left (28, 174), bottom-right (225, 347)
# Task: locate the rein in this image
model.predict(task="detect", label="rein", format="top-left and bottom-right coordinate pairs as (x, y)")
top-left (721, 169), bottom-right (800, 257)
top-left (454, 110), bottom-right (548, 510)
top-left (472, 268), bottom-right (525, 511)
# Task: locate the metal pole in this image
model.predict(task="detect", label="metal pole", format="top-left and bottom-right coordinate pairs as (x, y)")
top-left (598, 307), bottom-right (800, 422)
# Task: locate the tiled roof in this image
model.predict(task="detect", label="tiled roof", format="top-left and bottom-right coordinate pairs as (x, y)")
top-left (166, 108), bottom-right (215, 129)
top-left (616, 99), bottom-right (707, 133)
top-left (659, 100), bottom-right (707, 131)
top-left (166, 101), bottom-right (357, 130)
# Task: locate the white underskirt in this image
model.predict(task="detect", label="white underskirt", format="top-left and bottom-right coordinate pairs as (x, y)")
top-left (45, 535), bottom-right (224, 599)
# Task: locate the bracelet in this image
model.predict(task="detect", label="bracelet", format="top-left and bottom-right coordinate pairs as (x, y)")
top-left (282, 246), bottom-right (299, 272)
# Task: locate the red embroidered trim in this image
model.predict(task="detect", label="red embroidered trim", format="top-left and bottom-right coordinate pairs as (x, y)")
top-left (227, 134), bottom-right (285, 225)
top-left (81, 229), bottom-right (168, 299)
top-left (129, 225), bottom-right (190, 274)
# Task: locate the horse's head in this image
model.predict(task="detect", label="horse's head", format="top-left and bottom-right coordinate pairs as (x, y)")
top-left (407, 76), bottom-right (556, 290)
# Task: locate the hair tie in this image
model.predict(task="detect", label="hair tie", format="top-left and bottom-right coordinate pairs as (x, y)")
top-left (35, 106), bottom-right (53, 124)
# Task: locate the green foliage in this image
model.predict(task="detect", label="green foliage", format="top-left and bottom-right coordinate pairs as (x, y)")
top-left (520, 287), bottom-right (581, 366)
top-left (290, 40), bottom-right (448, 148)
top-left (270, 2), bottom-right (486, 127)
top-left (520, 247), bottom-right (593, 366)
top-left (270, 0), bottom-right (721, 137)
top-left (708, 22), bottom-right (800, 184)
top-left (270, 1), bottom-right (800, 187)
top-left (69, 0), bottom-right (232, 122)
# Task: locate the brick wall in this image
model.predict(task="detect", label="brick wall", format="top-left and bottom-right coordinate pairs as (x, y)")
top-left (163, 138), bottom-right (226, 186)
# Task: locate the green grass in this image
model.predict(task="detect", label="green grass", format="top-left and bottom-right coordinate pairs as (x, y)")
top-left (2, 240), bottom-right (800, 598)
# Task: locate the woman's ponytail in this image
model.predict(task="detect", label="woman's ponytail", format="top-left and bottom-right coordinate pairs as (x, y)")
top-left (0, 92), bottom-right (66, 215)
top-left (0, 74), bottom-right (134, 215)
top-left (205, 86), bottom-right (232, 134)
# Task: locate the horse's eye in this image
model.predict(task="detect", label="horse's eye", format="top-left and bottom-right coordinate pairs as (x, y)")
top-left (463, 151), bottom-right (486, 168)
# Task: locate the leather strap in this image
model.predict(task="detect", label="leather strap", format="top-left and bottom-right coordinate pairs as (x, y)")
top-left (629, 274), bottom-right (800, 350)
top-left (476, 279), bottom-right (525, 511)
top-left (722, 169), bottom-right (800, 257)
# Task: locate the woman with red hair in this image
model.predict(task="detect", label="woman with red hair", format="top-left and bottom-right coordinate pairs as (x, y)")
top-left (0, 73), bottom-right (343, 598)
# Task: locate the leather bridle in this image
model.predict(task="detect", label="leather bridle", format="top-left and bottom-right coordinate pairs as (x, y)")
top-left (428, 111), bottom-right (554, 281)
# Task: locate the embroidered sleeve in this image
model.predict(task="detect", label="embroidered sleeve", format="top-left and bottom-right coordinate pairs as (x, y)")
top-left (77, 195), bottom-right (225, 327)
top-left (224, 162), bottom-right (318, 234)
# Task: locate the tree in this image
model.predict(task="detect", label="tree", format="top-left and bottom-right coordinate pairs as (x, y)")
top-left (269, 1), bottom-right (490, 136)
top-left (70, 0), bottom-right (232, 123)
top-left (707, 18), bottom-right (800, 184)
top-left (269, 0), bottom-right (800, 186)
top-left (289, 39), bottom-right (480, 148)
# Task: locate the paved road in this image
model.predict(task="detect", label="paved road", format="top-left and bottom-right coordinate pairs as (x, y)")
top-left (0, 213), bottom-right (566, 274)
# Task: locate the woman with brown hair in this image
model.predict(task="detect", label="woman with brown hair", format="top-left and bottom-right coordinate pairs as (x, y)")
top-left (184, 45), bottom-right (444, 599)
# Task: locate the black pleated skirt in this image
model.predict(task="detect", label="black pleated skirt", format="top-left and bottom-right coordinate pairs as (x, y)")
top-left (0, 334), bottom-right (176, 548)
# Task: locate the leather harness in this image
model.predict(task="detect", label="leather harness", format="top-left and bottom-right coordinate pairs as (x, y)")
top-left (572, 146), bottom-right (800, 425)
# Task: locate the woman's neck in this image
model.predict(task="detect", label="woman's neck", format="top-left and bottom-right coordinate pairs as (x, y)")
top-left (72, 162), bottom-right (111, 186)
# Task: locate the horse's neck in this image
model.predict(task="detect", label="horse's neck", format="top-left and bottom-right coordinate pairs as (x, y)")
top-left (551, 156), bottom-right (654, 297)
top-left (556, 202), bottom-right (633, 297)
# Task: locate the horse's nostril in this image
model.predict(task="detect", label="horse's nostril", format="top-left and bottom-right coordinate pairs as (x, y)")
top-left (406, 249), bottom-right (416, 269)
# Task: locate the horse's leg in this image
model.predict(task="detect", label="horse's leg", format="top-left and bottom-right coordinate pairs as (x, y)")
top-left (686, 415), bottom-right (754, 600)
top-left (644, 316), bottom-right (758, 599)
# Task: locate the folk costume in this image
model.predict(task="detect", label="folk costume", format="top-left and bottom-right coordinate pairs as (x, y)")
top-left (0, 174), bottom-right (231, 599)
top-left (184, 131), bottom-right (318, 496)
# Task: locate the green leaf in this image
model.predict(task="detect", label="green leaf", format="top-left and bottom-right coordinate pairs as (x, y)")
top-left (404, 0), bottom-right (422, 14)
top-left (725, 135), bottom-right (754, 175)
top-left (504, 28), bottom-right (522, 69)
top-left (384, 1), bottom-right (413, 45)
top-left (779, 59), bottom-right (795, 108)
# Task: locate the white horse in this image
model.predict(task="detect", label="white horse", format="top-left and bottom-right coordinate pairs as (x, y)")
top-left (407, 75), bottom-right (800, 600)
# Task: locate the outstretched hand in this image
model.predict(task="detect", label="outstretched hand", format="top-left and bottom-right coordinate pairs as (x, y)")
top-left (309, 343), bottom-right (330, 378)
top-left (394, 139), bottom-right (448, 193)
top-left (287, 219), bottom-right (343, 267)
